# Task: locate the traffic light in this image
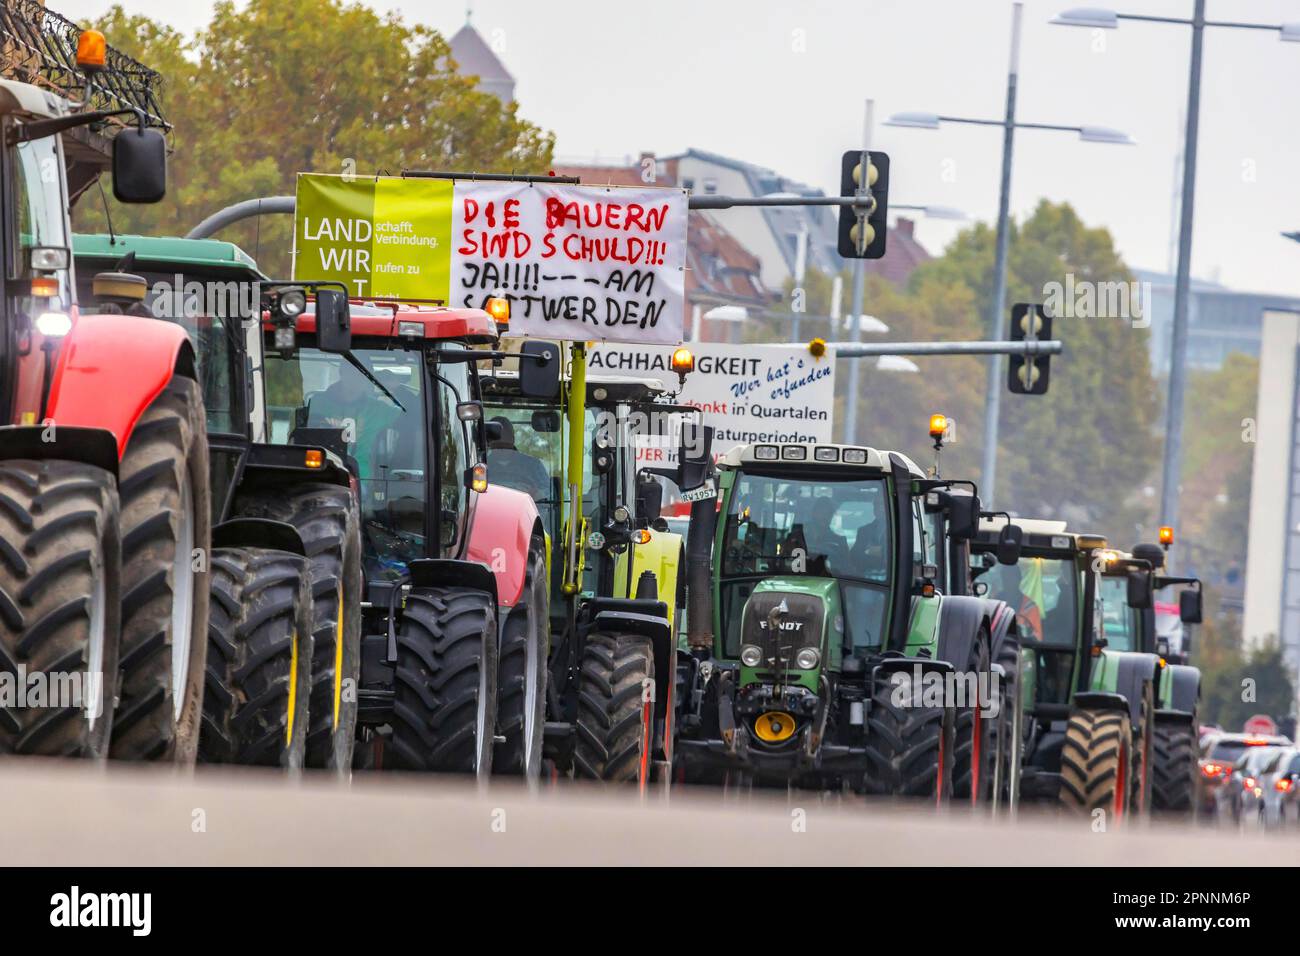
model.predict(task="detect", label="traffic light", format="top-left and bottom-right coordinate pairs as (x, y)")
top-left (1007, 303), bottom-right (1052, 395)
top-left (838, 150), bottom-right (889, 259)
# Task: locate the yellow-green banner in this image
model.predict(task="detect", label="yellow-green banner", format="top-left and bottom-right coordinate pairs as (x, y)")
top-left (294, 174), bottom-right (453, 299)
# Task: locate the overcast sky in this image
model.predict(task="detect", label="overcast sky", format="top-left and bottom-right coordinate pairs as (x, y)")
top-left (63, 0), bottom-right (1300, 296)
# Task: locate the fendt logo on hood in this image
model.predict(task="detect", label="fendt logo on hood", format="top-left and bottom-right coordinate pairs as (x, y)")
top-left (759, 599), bottom-right (805, 632)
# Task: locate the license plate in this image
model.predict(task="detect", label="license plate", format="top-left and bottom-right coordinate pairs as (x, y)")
top-left (680, 479), bottom-right (717, 503)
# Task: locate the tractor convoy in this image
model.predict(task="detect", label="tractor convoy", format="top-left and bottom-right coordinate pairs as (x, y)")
top-left (0, 4), bottom-right (1219, 826)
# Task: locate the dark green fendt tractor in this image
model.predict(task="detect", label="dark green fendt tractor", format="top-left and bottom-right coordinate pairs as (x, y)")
top-left (673, 440), bottom-right (1022, 802)
top-left (969, 520), bottom-right (1202, 819)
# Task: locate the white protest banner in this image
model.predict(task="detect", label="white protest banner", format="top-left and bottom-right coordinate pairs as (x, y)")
top-left (587, 342), bottom-right (836, 461)
top-left (451, 181), bottom-right (687, 345)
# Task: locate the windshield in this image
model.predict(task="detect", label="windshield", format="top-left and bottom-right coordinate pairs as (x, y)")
top-left (263, 345), bottom-right (426, 581)
top-left (722, 472), bottom-right (891, 581)
top-left (484, 400), bottom-right (564, 540)
top-left (1210, 739), bottom-right (1250, 762)
top-left (1098, 574), bottom-right (1140, 651)
top-left (10, 138), bottom-right (71, 309)
top-left (979, 554), bottom-right (1079, 645)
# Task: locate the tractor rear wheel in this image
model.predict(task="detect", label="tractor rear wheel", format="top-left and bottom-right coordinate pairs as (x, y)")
top-left (575, 631), bottom-right (655, 786)
top-left (233, 483), bottom-right (362, 773)
top-left (862, 669), bottom-right (954, 801)
top-left (1059, 707), bottom-right (1132, 821)
top-left (110, 376), bottom-right (210, 763)
top-left (952, 631), bottom-right (996, 805)
top-left (198, 547), bottom-right (313, 768)
top-left (992, 630), bottom-right (1023, 808)
top-left (1131, 680), bottom-right (1154, 815)
top-left (386, 588), bottom-right (498, 776)
top-left (0, 460), bottom-right (120, 757)
top-left (1151, 718), bottom-right (1197, 814)
top-left (494, 537), bottom-right (549, 778)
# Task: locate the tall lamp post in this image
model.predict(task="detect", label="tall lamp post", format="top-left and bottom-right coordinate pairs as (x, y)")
top-left (1052, 4), bottom-right (1300, 557)
top-left (887, 1), bottom-right (1134, 504)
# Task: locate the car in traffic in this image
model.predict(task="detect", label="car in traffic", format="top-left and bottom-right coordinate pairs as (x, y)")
top-left (1261, 747), bottom-right (1300, 830)
top-left (1198, 732), bottom-right (1291, 818)
top-left (1212, 743), bottom-right (1290, 825)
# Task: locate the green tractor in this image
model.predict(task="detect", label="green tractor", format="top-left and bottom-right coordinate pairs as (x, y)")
top-left (1104, 541), bottom-right (1204, 814)
top-left (72, 233), bottom-right (363, 770)
top-left (673, 439), bottom-right (1021, 802)
top-left (480, 345), bottom-right (700, 786)
top-left (970, 520), bottom-right (1179, 821)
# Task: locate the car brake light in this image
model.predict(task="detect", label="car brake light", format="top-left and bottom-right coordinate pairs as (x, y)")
top-left (1243, 776), bottom-right (1257, 790)
top-left (1277, 778), bottom-right (1294, 793)
top-left (1201, 763), bottom-right (1224, 778)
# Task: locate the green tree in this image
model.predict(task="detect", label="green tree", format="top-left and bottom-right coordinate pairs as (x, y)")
top-left (75, 0), bottom-right (555, 277)
top-left (909, 200), bottom-right (1160, 527)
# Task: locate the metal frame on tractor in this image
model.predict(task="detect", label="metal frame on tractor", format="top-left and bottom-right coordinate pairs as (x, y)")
top-left (674, 440), bottom-right (1019, 802)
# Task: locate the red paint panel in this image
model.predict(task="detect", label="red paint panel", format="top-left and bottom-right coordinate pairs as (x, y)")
top-left (466, 482), bottom-right (540, 608)
top-left (45, 313), bottom-right (190, 457)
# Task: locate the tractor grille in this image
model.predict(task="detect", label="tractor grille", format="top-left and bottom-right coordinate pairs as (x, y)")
top-left (741, 591), bottom-right (824, 668)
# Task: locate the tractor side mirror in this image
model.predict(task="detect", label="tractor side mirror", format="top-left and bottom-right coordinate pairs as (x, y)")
top-left (112, 127), bottom-right (167, 204)
top-left (1180, 588), bottom-right (1203, 624)
top-left (519, 341), bottom-right (561, 399)
top-left (996, 523), bottom-right (1023, 566)
top-left (1127, 569), bottom-right (1153, 610)
top-left (677, 423), bottom-right (713, 492)
top-left (635, 473), bottom-right (663, 526)
top-left (946, 492), bottom-right (980, 540)
top-left (315, 288), bottom-right (352, 354)
top-left (530, 409), bottom-right (561, 433)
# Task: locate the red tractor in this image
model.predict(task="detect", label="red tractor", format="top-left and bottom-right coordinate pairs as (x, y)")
top-left (256, 300), bottom-right (558, 776)
top-left (0, 17), bottom-right (209, 762)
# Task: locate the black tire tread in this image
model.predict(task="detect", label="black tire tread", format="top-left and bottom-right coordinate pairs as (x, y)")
top-left (862, 671), bottom-right (952, 797)
top-left (0, 460), bottom-right (119, 757)
top-left (199, 547), bottom-right (312, 767)
top-left (574, 631), bottom-right (653, 782)
top-left (1151, 719), bottom-right (1196, 813)
top-left (1059, 707), bottom-right (1131, 814)
top-left (494, 538), bottom-right (549, 776)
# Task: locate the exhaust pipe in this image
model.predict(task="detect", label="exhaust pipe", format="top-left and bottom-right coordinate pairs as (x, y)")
top-left (685, 494), bottom-right (718, 650)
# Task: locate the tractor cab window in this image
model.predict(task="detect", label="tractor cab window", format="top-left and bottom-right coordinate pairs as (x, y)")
top-left (1098, 574), bottom-right (1140, 651)
top-left (434, 346), bottom-right (470, 552)
top-left (263, 344), bottom-right (426, 580)
top-left (9, 137), bottom-right (71, 309)
top-left (979, 555), bottom-right (1078, 646)
top-left (483, 400), bottom-right (565, 543)
top-left (73, 267), bottom-right (241, 435)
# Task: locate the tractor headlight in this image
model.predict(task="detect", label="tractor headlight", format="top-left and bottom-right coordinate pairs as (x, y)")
top-left (740, 644), bottom-right (763, 667)
top-left (795, 647), bottom-right (820, 670)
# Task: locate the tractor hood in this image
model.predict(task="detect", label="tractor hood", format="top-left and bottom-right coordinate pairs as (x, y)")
top-left (737, 576), bottom-right (838, 692)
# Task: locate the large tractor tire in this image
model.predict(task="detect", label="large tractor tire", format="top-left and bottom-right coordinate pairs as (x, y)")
top-left (992, 631), bottom-right (1023, 808)
top-left (1059, 707), bottom-right (1132, 821)
top-left (233, 483), bottom-right (362, 772)
top-left (494, 536), bottom-right (549, 778)
top-left (199, 547), bottom-right (313, 768)
top-left (952, 631), bottom-right (996, 805)
top-left (862, 669), bottom-right (955, 802)
top-left (386, 587), bottom-right (498, 777)
top-left (1151, 718), bottom-right (1197, 814)
top-left (574, 631), bottom-right (655, 786)
top-left (0, 460), bottom-right (121, 757)
top-left (1130, 680), bottom-right (1154, 816)
top-left (110, 377), bottom-right (210, 763)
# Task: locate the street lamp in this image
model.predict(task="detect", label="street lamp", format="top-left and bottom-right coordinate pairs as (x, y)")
top-left (884, 1), bottom-right (1133, 507)
top-left (1053, 1), bottom-right (1300, 562)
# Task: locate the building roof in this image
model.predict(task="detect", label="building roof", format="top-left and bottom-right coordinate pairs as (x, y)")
top-left (449, 22), bottom-right (514, 101)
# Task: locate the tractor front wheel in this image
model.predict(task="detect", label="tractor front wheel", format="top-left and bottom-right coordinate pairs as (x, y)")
top-left (233, 482), bottom-right (363, 773)
top-left (1151, 718), bottom-right (1197, 814)
top-left (862, 669), bottom-right (955, 802)
top-left (198, 547), bottom-right (313, 768)
top-left (952, 631), bottom-right (996, 805)
top-left (386, 588), bottom-right (498, 777)
top-left (575, 631), bottom-right (655, 787)
top-left (1059, 707), bottom-right (1132, 822)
